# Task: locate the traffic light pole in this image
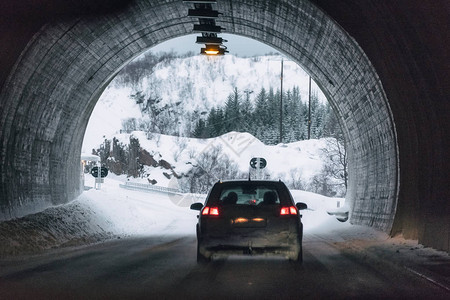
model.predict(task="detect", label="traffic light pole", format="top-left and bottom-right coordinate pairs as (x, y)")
top-left (257, 157), bottom-right (261, 179)
top-left (96, 161), bottom-right (101, 190)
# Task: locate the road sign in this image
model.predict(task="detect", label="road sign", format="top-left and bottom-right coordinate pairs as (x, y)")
top-left (90, 166), bottom-right (109, 178)
top-left (250, 157), bottom-right (267, 169)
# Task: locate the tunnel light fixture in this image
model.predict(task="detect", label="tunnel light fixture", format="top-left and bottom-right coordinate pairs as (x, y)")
top-left (204, 48), bottom-right (219, 55)
top-left (184, 0), bottom-right (228, 56)
top-left (201, 44), bottom-right (228, 55)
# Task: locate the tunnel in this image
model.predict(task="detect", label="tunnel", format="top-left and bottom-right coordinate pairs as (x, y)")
top-left (0, 0), bottom-right (448, 253)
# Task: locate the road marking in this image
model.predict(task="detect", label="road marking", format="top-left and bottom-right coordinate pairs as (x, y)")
top-left (404, 266), bottom-right (450, 292)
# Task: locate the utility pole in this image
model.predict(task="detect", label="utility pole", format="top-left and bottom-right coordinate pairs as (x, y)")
top-left (244, 89), bottom-right (253, 101)
top-left (280, 59), bottom-right (284, 144)
top-left (308, 75), bottom-right (311, 140)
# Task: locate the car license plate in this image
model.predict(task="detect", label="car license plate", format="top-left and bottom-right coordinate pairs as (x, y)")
top-left (231, 217), bottom-right (267, 228)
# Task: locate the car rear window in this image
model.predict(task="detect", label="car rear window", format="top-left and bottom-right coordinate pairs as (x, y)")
top-left (219, 184), bottom-right (281, 206)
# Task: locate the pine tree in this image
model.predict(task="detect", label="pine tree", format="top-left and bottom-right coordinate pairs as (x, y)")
top-left (205, 107), bottom-right (225, 136)
top-left (309, 89), bottom-right (321, 138)
top-left (224, 87), bottom-right (241, 132)
top-left (254, 88), bottom-right (268, 129)
top-left (291, 87), bottom-right (306, 141)
top-left (322, 103), bottom-right (341, 138)
top-left (240, 90), bottom-right (254, 132)
top-left (267, 88), bottom-right (279, 129)
top-left (193, 119), bottom-right (207, 138)
top-left (128, 136), bottom-right (141, 178)
top-left (283, 90), bottom-right (294, 142)
top-left (188, 84), bottom-right (344, 145)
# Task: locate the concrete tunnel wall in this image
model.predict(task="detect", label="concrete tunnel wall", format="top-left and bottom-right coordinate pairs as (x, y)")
top-left (0, 0), bottom-right (448, 252)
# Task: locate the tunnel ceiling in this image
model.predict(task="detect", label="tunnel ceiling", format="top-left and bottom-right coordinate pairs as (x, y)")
top-left (0, 0), bottom-right (448, 253)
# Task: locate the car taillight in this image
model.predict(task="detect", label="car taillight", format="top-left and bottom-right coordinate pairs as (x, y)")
top-left (202, 206), bottom-right (220, 216)
top-left (280, 206), bottom-right (298, 216)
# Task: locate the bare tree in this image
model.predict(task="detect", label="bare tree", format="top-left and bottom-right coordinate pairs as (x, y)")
top-left (121, 118), bottom-right (137, 133)
top-left (179, 145), bottom-right (246, 194)
top-left (288, 169), bottom-right (304, 190)
top-left (173, 137), bottom-right (188, 162)
top-left (320, 136), bottom-right (348, 196)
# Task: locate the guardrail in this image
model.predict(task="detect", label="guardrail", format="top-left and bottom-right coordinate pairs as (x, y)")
top-left (119, 181), bottom-right (181, 194)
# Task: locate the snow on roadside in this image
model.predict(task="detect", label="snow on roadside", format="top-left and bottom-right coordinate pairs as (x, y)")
top-left (0, 176), bottom-right (199, 257)
top-left (3, 174), bottom-right (447, 283)
top-left (81, 175), bottom-right (198, 236)
top-left (0, 174), bottom-right (342, 257)
top-left (0, 196), bottom-right (114, 257)
top-left (1, 176), bottom-right (447, 287)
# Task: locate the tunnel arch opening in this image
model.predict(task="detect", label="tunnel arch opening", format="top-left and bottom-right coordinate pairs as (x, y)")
top-left (82, 37), bottom-right (345, 201)
top-left (0, 0), bottom-right (398, 236)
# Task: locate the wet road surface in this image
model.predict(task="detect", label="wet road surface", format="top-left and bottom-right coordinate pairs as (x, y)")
top-left (0, 233), bottom-right (448, 299)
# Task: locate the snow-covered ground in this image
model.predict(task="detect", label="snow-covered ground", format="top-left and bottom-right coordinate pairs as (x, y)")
top-left (1, 174), bottom-right (448, 290)
top-left (0, 174), bottom-right (346, 256)
top-left (80, 174), bottom-right (199, 237)
top-left (80, 174), bottom-right (348, 236)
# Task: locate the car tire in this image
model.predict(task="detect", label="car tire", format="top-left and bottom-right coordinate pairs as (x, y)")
top-left (197, 242), bottom-right (210, 264)
top-left (289, 241), bottom-right (303, 263)
top-left (297, 246), bottom-right (303, 263)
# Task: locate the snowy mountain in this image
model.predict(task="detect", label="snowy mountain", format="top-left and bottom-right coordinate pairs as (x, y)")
top-left (82, 53), bottom-right (326, 153)
top-left (132, 55), bottom-right (317, 113)
top-left (81, 52), bottom-right (345, 197)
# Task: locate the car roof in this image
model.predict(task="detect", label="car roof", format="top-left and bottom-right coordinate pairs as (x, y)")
top-left (216, 179), bottom-right (285, 184)
top-left (206, 179), bottom-right (294, 205)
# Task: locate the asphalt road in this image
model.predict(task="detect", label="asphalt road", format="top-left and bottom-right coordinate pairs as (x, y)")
top-left (0, 233), bottom-right (448, 300)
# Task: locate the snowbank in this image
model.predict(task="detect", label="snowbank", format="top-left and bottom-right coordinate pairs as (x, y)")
top-left (0, 175), bottom-right (343, 257)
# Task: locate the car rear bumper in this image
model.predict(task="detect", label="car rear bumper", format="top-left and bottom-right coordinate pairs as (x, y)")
top-left (198, 231), bottom-right (301, 259)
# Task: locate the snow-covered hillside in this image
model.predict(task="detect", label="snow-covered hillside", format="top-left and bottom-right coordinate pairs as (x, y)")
top-left (82, 53), bottom-right (344, 198)
top-left (83, 54), bottom-right (326, 153)
top-left (87, 131), bottom-right (345, 196)
top-left (135, 55), bottom-right (319, 112)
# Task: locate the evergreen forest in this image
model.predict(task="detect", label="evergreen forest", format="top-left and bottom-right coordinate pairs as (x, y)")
top-left (193, 86), bottom-right (341, 144)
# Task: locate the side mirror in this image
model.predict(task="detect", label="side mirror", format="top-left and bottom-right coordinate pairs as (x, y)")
top-left (296, 202), bottom-right (308, 210)
top-left (190, 202), bottom-right (203, 211)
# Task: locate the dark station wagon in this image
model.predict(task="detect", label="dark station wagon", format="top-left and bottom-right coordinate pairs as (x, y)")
top-left (190, 180), bottom-right (308, 263)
